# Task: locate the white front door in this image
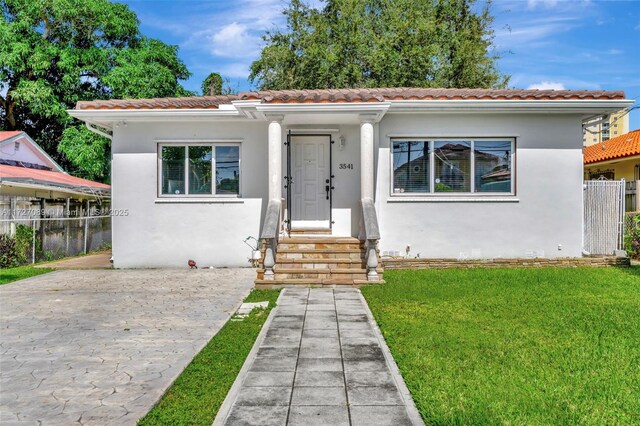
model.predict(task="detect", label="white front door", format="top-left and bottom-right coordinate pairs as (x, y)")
top-left (291, 135), bottom-right (331, 228)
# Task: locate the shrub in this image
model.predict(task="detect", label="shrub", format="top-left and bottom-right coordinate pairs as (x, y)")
top-left (14, 224), bottom-right (34, 265)
top-left (624, 213), bottom-right (640, 259)
top-left (0, 234), bottom-right (19, 268)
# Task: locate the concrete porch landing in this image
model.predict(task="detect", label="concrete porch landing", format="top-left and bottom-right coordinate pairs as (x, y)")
top-left (214, 288), bottom-right (423, 426)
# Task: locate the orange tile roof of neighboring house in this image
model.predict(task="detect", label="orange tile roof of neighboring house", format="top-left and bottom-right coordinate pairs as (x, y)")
top-left (584, 129), bottom-right (640, 164)
top-left (75, 88), bottom-right (626, 110)
top-left (0, 131), bottom-right (25, 141)
top-left (0, 164), bottom-right (110, 190)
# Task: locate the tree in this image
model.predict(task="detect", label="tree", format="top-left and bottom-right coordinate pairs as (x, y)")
top-left (201, 72), bottom-right (237, 96)
top-left (202, 72), bottom-right (223, 95)
top-left (0, 0), bottom-right (192, 181)
top-left (250, 0), bottom-right (508, 90)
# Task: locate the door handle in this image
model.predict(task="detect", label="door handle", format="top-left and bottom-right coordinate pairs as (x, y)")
top-left (325, 185), bottom-right (330, 200)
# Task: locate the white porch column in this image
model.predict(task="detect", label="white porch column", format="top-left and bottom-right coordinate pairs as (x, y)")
top-left (360, 117), bottom-right (375, 200)
top-left (267, 116), bottom-right (283, 201)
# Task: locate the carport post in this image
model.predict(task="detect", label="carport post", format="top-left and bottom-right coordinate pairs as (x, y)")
top-left (83, 202), bottom-right (89, 254)
top-left (31, 219), bottom-right (36, 264)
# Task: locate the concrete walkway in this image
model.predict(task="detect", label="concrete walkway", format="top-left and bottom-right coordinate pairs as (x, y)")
top-left (215, 288), bottom-right (423, 426)
top-left (0, 269), bottom-right (255, 425)
top-left (34, 251), bottom-right (112, 269)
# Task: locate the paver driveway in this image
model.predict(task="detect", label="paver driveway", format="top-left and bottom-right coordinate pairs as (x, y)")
top-left (0, 268), bottom-right (255, 425)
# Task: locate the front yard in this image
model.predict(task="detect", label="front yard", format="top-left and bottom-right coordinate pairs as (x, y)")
top-left (362, 267), bottom-right (640, 425)
top-left (0, 265), bottom-right (54, 285)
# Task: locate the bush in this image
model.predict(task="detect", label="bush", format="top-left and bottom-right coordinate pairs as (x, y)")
top-left (624, 213), bottom-right (640, 259)
top-left (14, 224), bottom-right (34, 265)
top-left (0, 234), bottom-right (20, 268)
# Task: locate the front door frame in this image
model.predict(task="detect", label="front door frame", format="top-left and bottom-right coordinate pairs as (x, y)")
top-left (285, 131), bottom-right (334, 232)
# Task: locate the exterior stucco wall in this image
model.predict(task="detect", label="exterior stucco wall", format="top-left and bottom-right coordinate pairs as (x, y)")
top-left (585, 157), bottom-right (640, 182)
top-left (111, 121), bottom-right (268, 268)
top-left (375, 113), bottom-right (585, 259)
top-left (110, 112), bottom-right (586, 268)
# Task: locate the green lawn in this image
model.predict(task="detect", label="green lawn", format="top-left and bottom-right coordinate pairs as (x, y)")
top-left (139, 289), bottom-right (280, 426)
top-left (362, 267), bottom-right (640, 425)
top-left (0, 265), bottom-right (54, 285)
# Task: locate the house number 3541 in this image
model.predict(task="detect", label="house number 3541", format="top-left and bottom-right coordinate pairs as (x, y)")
top-left (339, 163), bottom-right (354, 170)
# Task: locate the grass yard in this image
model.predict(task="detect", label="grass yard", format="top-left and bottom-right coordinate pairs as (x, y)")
top-left (0, 265), bottom-right (54, 285)
top-left (362, 267), bottom-right (640, 425)
top-left (139, 289), bottom-right (280, 426)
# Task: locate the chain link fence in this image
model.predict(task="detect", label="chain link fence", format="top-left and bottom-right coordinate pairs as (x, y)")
top-left (0, 215), bottom-right (111, 267)
top-left (624, 212), bottom-right (640, 259)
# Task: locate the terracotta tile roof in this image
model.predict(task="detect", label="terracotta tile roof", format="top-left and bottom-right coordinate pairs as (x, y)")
top-left (76, 95), bottom-right (239, 110)
top-left (584, 129), bottom-right (640, 164)
top-left (0, 164), bottom-right (110, 191)
top-left (0, 131), bottom-right (25, 141)
top-left (75, 88), bottom-right (626, 110)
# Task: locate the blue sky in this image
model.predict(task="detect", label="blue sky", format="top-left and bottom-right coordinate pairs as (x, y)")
top-left (120, 0), bottom-right (640, 129)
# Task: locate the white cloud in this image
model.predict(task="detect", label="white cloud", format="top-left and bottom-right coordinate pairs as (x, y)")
top-left (527, 81), bottom-right (566, 90)
top-left (494, 16), bottom-right (579, 49)
top-left (210, 22), bottom-right (260, 58)
top-left (527, 0), bottom-right (558, 9)
top-left (218, 62), bottom-right (252, 79)
top-left (606, 49), bottom-right (623, 55)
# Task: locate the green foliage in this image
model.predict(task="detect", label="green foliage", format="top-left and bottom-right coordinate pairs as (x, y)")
top-left (13, 224), bottom-right (33, 265)
top-left (59, 126), bottom-right (111, 181)
top-left (202, 72), bottom-right (223, 96)
top-left (0, 234), bottom-right (19, 268)
top-left (201, 72), bottom-right (237, 96)
top-left (0, 0), bottom-right (191, 179)
top-left (362, 267), bottom-right (640, 425)
top-left (139, 289), bottom-right (280, 426)
top-left (0, 224), bottom-right (34, 267)
top-left (624, 213), bottom-right (640, 258)
top-left (250, 0), bottom-right (508, 90)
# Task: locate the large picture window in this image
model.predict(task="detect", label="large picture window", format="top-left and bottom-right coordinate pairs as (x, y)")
top-left (392, 139), bottom-right (514, 195)
top-left (159, 143), bottom-right (240, 197)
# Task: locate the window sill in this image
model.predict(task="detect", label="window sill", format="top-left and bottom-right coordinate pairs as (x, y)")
top-left (387, 196), bottom-right (519, 203)
top-left (155, 198), bottom-right (244, 204)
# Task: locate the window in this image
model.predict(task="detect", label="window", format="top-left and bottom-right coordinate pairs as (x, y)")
top-left (392, 139), bottom-right (514, 195)
top-left (159, 144), bottom-right (240, 196)
top-left (587, 169), bottom-right (614, 180)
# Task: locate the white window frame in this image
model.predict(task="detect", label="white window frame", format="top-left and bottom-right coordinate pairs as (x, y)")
top-left (390, 138), bottom-right (516, 197)
top-left (157, 142), bottom-right (242, 198)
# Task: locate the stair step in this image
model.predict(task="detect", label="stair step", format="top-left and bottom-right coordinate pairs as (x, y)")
top-left (289, 228), bottom-right (332, 235)
top-left (278, 243), bottom-right (362, 250)
top-left (280, 237), bottom-right (361, 244)
top-left (274, 268), bottom-right (368, 274)
top-left (254, 278), bottom-right (383, 289)
top-left (276, 260), bottom-right (366, 269)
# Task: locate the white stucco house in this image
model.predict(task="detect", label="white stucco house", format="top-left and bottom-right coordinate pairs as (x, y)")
top-left (69, 88), bottom-right (632, 279)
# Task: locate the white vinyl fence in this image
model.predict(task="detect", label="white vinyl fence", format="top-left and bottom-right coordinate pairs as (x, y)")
top-left (583, 179), bottom-right (625, 255)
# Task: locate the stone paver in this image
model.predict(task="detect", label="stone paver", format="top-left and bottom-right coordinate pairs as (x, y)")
top-left (215, 288), bottom-right (423, 426)
top-left (0, 268), bottom-right (255, 425)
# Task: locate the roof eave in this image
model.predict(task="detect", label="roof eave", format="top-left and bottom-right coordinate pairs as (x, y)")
top-left (387, 99), bottom-right (635, 114)
top-left (584, 153), bottom-right (640, 166)
top-left (67, 108), bottom-right (246, 129)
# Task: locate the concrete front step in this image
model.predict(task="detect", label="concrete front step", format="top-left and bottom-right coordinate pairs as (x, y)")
top-left (254, 278), bottom-right (384, 289)
top-left (256, 236), bottom-right (383, 287)
top-left (276, 259), bottom-right (367, 269)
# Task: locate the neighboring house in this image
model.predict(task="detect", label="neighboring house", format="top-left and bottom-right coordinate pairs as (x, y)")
top-left (584, 129), bottom-right (640, 211)
top-left (0, 131), bottom-right (110, 224)
top-left (583, 109), bottom-right (629, 146)
top-left (68, 88), bottom-right (632, 271)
